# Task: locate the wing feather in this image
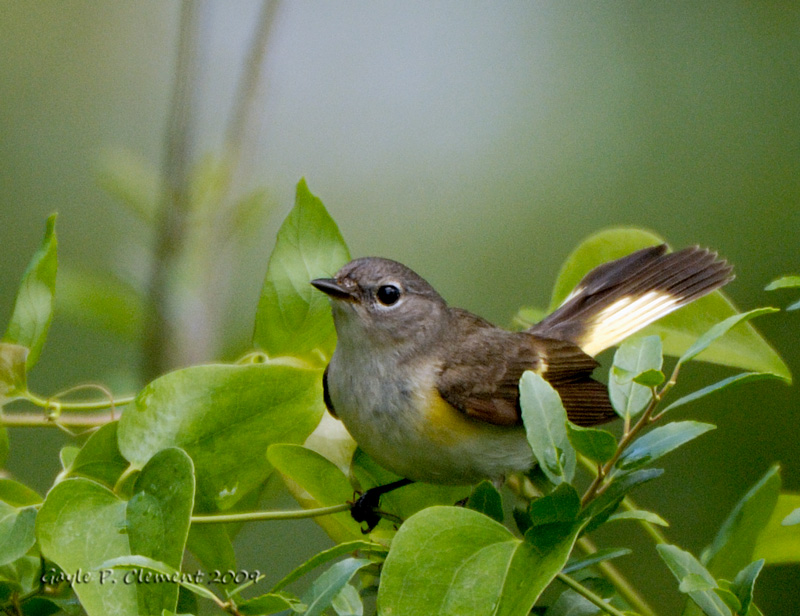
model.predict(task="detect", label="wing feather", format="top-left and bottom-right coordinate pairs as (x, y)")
top-left (437, 310), bottom-right (615, 427)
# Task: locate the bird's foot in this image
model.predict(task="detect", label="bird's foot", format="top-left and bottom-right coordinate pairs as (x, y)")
top-left (348, 478), bottom-right (414, 533)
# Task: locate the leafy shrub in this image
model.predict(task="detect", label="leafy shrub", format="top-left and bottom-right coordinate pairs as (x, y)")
top-left (1, 181), bottom-right (798, 616)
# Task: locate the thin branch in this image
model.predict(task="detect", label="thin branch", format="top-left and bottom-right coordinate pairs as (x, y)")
top-left (142, 0), bottom-right (202, 381)
top-left (1, 412), bottom-right (116, 428)
top-left (24, 390), bottom-right (135, 413)
top-left (556, 572), bottom-right (630, 616)
top-left (225, 0), bottom-right (280, 177)
top-left (581, 361), bottom-right (682, 507)
top-left (576, 536), bottom-right (659, 616)
top-left (191, 503), bottom-right (351, 524)
top-left (199, 0), bottom-right (282, 365)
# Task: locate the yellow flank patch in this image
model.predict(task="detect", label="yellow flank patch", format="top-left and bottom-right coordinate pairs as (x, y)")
top-left (421, 389), bottom-right (482, 445)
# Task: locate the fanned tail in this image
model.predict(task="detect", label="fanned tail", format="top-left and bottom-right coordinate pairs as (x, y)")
top-left (532, 245), bottom-right (734, 356)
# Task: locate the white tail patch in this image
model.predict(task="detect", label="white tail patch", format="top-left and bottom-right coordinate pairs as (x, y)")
top-left (580, 290), bottom-right (680, 356)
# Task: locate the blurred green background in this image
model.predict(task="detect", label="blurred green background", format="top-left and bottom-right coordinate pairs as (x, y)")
top-left (1, 1), bottom-right (798, 612)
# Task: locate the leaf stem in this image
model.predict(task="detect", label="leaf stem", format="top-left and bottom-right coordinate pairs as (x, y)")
top-left (0, 411), bottom-right (117, 428)
top-left (576, 536), bottom-right (659, 616)
top-left (1, 386), bottom-right (134, 428)
top-left (142, 0), bottom-right (201, 380)
top-left (191, 503), bottom-right (351, 524)
top-left (556, 572), bottom-right (629, 616)
top-left (24, 390), bottom-right (135, 413)
top-left (114, 464), bottom-right (140, 495)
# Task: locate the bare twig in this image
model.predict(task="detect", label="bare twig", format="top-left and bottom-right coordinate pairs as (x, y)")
top-left (142, 2), bottom-right (280, 381)
top-left (1, 412), bottom-right (116, 428)
top-left (142, 0), bottom-right (202, 381)
top-left (191, 503), bottom-right (351, 524)
top-left (225, 0), bottom-right (281, 179)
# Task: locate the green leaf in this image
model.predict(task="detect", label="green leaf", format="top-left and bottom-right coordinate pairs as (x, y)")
top-left (99, 554), bottom-right (220, 604)
top-left (59, 421), bottom-right (129, 488)
top-left (753, 493), bottom-right (800, 564)
top-left (607, 509), bottom-right (669, 527)
top-left (186, 524), bottom-right (237, 580)
top-left (764, 273), bottom-right (800, 311)
top-left (467, 480), bottom-right (504, 523)
top-left (0, 479), bottom-right (42, 507)
top-left (238, 592), bottom-right (302, 615)
top-left (662, 372), bottom-right (781, 414)
top-left (253, 178), bottom-right (350, 366)
top-left (512, 507), bottom-right (532, 537)
top-left (270, 539), bottom-right (385, 594)
top-left (0, 504), bottom-right (37, 567)
top-left (702, 465), bottom-right (780, 581)
top-left (0, 554), bottom-right (41, 601)
top-left (3, 214), bottom-right (58, 370)
top-left (679, 573), bottom-right (716, 593)
top-left (511, 306), bottom-right (548, 330)
top-left (59, 445), bottom-right (79, 469)
top-left (519, 371), bottom-right (575, 484)
top-left (331, 582), bottom-right (363, 616)
top-left (127, 448), bottom-right (195, 615)
top-left (0, 479), bottom-right (41, 569)
top-left (566, 422), bottom-right (617, 464)
top-left (562, 547), bottom-right (632, 575)
top-left (378, 506), bottom-right (583, 616)
top-left (0, 343), bottom-right (28, 405)
top-left (35, 480), bottom-right (133, 615)
top-left (302, 558), bottom-right (372, 616)
top-left (730, 559), bottom-right (764, 616)
top-left (547, 578), bottom-right (615, 616)
top-left (609, 336), bottom-right (662, 419)
top-left (548, 228), bottom-right (790, 379)
top-left (633, 368), bottom-right (665, 387)
top-left (187, 154), bottom-right (231, 215)
top-left (544, 585), bottom-right (605, 616)
top-left (96, 147), bottom-right (160, 223)
top-left (747, 605), bottom-right (766, 616)
top-left (118, 363), bottom-right (324, 511)
top-left (713, 584), bottom-right (742, 614)
top-left (657, 544), bottom-right (731, 616)
top-left (0, 425), bottom-right (7, 469)
top-left (782, 505), bottom-right (800, 526)
top-left (615, 421), bottom-right (715, 472)
top-left (36, 448), bottom-right (195, 616)
top-left (528, 484), bottom-right (581, 527)
top-left (189, 476), bottom-right (271, 583)
top-left (525, 484), bottom-right (581, 553)
top-left (17, 596), bottom-right (69, 616)
top-left (764, 275), bottom-right (800, 290)
top-left (678, 308), bottom-right (780, 368)
top-left (268, 443), bottom-right (363, 542)
top-left (581, 468), bottom-right (663, 524)
top-left (56, 267), bottom-right (145, 340)
top-left (230, 188), bottom-right (274, 241)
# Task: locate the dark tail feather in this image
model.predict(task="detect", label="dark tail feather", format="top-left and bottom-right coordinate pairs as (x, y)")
top-left (532, 245), bottom-right (734, 356)
top-left (556, 377), bottom-right (619, 426)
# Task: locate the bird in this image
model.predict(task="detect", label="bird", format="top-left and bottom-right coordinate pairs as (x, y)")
top-left (311, 244), bottom-right (733, 524)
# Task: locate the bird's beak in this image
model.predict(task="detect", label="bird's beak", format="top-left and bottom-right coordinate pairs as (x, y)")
top-left (311, 278), bottom-right (355, 301)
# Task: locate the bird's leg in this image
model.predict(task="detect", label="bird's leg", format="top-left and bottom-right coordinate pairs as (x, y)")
top-left (351, 478), bottom-right (414, 533)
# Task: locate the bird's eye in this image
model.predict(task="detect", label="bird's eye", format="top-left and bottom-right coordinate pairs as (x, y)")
top-left (376, 284), bottom-right (402, 306)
